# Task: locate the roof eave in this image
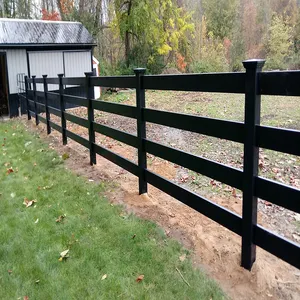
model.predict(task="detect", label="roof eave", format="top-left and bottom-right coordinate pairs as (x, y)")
top-left (0, 43), bottom-right (97, 49)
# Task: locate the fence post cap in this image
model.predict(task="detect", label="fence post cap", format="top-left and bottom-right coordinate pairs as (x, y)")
top-left (85, 72), bottom-right (94, 77)
top-left (57, 73), bottom-right (64, 77)
top-left (31, 75), bottom-right (36, 78)
top-left (134, 68), bottom-right (146, 74)
top-left (42, 75), bottom-right (48, 78)
top-left (243, 59), bottom-right (266, 70)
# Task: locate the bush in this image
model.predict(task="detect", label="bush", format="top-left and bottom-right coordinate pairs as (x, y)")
top-left (190, 43), bottom-right (229, 73)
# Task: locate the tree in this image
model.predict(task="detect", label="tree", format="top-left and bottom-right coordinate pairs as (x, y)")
top-left (113, 0), bottom-right (194, 71)
top-left (266, 14), bottom-right (293, 70)
top-left (190, 16), bottom-right (229, 73)
top-left (202, 0), bottom-right (238, 40)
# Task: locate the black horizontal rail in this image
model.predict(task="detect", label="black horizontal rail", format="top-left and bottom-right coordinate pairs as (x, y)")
top-left (39, 115), bottom-right (47, 124)
top-left (28, 96), bottom-right (45, 109)
top-left (32, 78), bottom-right (44, 84)
top-left (63, 94), bottom-right (88, 107)
top-left (28, 110), bottom-right (36, 118)
top-left (94, 143), bottom-right (139, 176)
top-left (92, 99), bottom-right (137, 118)
top-left (254, 225), bottom-right (300, 269)
top-left (143, 73), bottom-right (246, 93)
top-left (48, 106), bottom-right (61, 117)
top-left (144, 108), bottom-right (245, 143)
top-left (255, 177), bottom-right (300, 213)
top-left (44, 78), bottom-right (60, 85)
top-left (62, 77), bottom-right (85, 85)
top-left (90, 76), bottom-right (136, 88)
top-left (66, 130), bottom-right (90, 148)
top-left (260, 71), bottom-right (300, 96)
top-left (46, 91), bottom-right (60, 101)
top-left (145, 139), bottom-right (243, 189)
top-left (36, 102), bottom-right (45, 109)
top-left (35, 90), bottom-right (45, 98)
top-left (64, 112), bottom-right (89, 128)
top-left (18, 94), bottom-right (27, 100)
top-left (146, 170), bottom-right (242, 235)
top-left (256, 125), bottom-right (300, 156)
top-left (93, 122), bottom-right (138, 148)
top-left (27, 99), bottom-right (34, 105)
top-left (49, 121), bottom-right (62, 133)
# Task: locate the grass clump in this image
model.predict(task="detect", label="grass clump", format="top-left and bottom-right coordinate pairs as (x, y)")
top-left (0, 121), bottom-right (226, 300)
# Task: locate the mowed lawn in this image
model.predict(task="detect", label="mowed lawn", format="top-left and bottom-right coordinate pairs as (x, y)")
top-left (0, 120), bottom-right (226, 300)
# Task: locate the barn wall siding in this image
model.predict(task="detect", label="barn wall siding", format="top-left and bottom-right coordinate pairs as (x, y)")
top-left (64, 51), bottom-right (92, 78)
top-left (28, 51), bottom-right (64, 91)
top-left (6, 49), bottom-right (28, 94)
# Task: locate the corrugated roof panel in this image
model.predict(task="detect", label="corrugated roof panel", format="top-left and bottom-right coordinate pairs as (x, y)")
top-left (0, 18), bottom-right (94, 45)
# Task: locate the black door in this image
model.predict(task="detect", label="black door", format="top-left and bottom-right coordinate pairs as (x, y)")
top-left (0, 53), bottom-right (9, 116)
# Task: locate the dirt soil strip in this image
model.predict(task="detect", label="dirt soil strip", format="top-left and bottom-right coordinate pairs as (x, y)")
top-left (24, 118), bottom-right (300, 300)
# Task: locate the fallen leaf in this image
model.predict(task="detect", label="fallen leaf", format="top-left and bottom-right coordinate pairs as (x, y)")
top-left (136, 275), bottom-right (144, 283)
top-left (6, 168), bottom-right (14, 175)
top-left (101, 274), bottom-right (107, 280)
top-left (60, 249), bottom-right (69, 258)
top-left (24, 297), bottom-right (29, 300)
top-left (8, 270), bottom-right (12, 274)
top-left (35, 280), bottom-right (40, 284)
top-left (56, 215), bottom-right (65, 223)
top-left (232, 188), bottom-right (237, 198)
top-left (23, 198), bottom-right (37, 208)
top-left (132, 234), bottom-right (136, 239)
top-left (62, 153), bottom-right (70, 160)
top-left (34, 219), bottom-right (39, 224)
top-left (10, 193), bottom-right (16, 198)
top-left (179, 254), bottom-right (186, 262)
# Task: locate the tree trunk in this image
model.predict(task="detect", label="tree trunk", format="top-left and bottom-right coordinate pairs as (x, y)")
top-left (125, 0), bottom-right (132, 67)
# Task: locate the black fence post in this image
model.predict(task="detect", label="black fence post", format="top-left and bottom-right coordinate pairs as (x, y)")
top-left (241, 59), bottom-right (265, 270)
top-left (32, 76), bottom-right (39, 125)
top-left (58, 73), bottom-right (67, 145)
top-left (24, 76), bottom-right (31, 120)
top-left (134, 68), bottom-right (147, 195)
top-left (43, 75), bottom-right (51, 135)
top-left (85, 72), bottom-right (96, 165)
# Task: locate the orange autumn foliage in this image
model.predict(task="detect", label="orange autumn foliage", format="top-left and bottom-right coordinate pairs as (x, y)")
top-left (41, 9), bottom-right (61, 21)
top-left (176, 53), bottom-right (187, 72)
top-left (60, 0), bottom-right (74, 15)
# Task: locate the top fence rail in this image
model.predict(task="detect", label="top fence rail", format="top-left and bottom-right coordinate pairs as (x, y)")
top-left (27, 70), bottom-right (300, 96)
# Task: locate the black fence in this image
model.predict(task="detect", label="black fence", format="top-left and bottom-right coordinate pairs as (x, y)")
top-left (21, 60), bottom-right (300, 271)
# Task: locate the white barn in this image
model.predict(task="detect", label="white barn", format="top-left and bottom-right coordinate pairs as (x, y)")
top-left (0, 18), bottom-right (96, 117)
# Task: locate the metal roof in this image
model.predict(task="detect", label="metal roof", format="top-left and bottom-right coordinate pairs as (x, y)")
top-left (0, 18), bottom-right (95, 47)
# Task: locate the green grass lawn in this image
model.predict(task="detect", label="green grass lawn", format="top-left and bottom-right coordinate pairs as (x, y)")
top-left (0, 120), bottom-right (226, 300)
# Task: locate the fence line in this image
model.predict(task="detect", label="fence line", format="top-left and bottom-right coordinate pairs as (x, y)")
top-left (22, 59), bottom-right (300, 270)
